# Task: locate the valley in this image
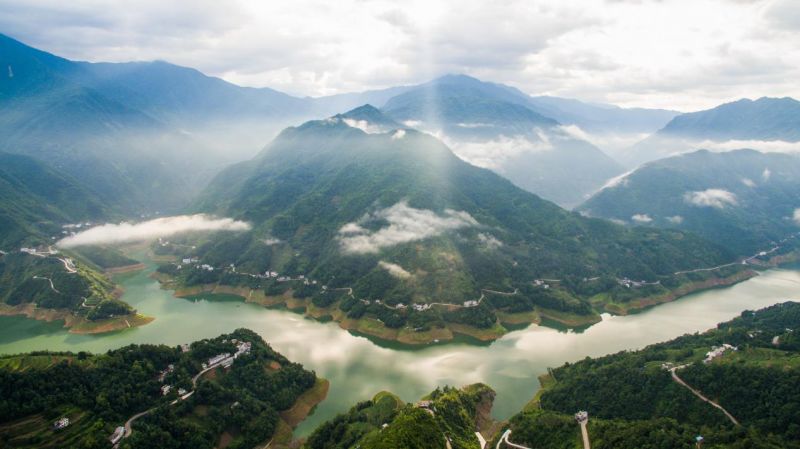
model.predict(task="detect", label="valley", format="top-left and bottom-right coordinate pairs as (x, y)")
top-left (2, 12), bottom-right (800, 448)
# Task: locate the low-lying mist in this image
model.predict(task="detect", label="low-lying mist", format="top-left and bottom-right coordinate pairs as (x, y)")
top-left (57, 214), bottom-right (251, 248)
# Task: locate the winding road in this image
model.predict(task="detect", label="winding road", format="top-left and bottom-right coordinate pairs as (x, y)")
top-left (121, 361), bottom-right (220, 440)
top-left (32, 275), bottom-right (60, 294)
top-left (495, 430), bottom-right (531, 449)
top-left (670, 366), bottom-right (740, 426)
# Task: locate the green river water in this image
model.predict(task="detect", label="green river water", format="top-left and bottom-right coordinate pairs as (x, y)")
top-left (0, 257), bottom-right (798, 437)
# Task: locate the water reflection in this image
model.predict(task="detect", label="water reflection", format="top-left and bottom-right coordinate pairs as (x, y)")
top-left (0, 263), bottom-right (798, 436)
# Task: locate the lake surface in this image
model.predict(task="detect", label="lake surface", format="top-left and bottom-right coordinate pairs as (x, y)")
top-left (1, 257), bottom-right (799, 437)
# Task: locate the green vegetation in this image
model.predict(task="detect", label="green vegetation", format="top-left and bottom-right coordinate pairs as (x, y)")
top-left (0, 152), bottom-right (108, 248)
top-left (0, 329), bottom-right (318, 449)
top-left (164, 108), bottom-right (745, 338)
top-left (305, 384), bottom-right (494, 449)
top-left (0, 251), bottom-right (132, 321)
top-left (499, 302), bottom-right (800, 449)
top-left (581, 149), bottom-right (800, 256)
top-left (72, 246), bottom-right (140, 270)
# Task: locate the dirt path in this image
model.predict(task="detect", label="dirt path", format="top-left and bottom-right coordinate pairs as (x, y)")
top-left (670, 367), bottom-right (740, 426)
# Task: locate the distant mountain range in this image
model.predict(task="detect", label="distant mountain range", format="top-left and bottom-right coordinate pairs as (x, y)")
top-left (622, 97), bottom-right (800, 167)
top-left (580, 149), bottom-right (800, 256)
top-left (378, 75), bottom-right (627, 207)
top-left (1, 34), bottom-right (682, 211)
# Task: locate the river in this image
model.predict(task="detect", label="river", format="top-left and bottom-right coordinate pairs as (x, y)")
top-left (0, 257), bottom-right (798, 437)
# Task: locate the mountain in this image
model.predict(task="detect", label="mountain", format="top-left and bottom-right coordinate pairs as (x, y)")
top-left (623, 97), bottom-right (800, 167)
top-left (498, 302), bottom-right (800, 449)
top-left (0, 152), bottom-right (109, 248)
top-left (380, 74), bottom-right (625, 207)
top-left (176, 107), bottom-right (741, 342)
top-left (579, 149), bottom-right (800, 256)
top-left (0, 33), bottom-right (225, 212)
top-left (526, 95), bottom-right (679, 135)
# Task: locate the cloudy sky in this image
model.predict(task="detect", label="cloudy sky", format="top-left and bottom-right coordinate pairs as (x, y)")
top-left (1, 0), bottom-right (798, 110)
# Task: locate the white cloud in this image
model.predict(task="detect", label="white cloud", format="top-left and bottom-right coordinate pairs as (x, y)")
top-left (741, 177), bottom-right (756, 187)
top-left (391, 129), bottom-right (406, 139)
top-left (631, 213), bottom-right (652, 223)
top-left (695, 139), bottom-right (800, 154)
top-left (343, 118), bottom-right (384, 134)
top-left (683, 189), bottom-right (738, 209)
top-left (794, 208), bottom-right (800, 225)
top-left (599, 169), bottom-right (635, 191)
top-left (441, 134), bottom-right (553, 171)
top-left (762, 168), bottom-right (772, 181)
top-left (477, 232), bottom-right (503, 249)
top-left (3, 0), bottom-right (798, 109)
top-left (378, 261), bottom-right (413, 279)
top-left (337, 201), bottom-right (478, 254)
top-left (667, 215), bottom-right (684, 224)
top-left (57, 214), bottom-right (251, 248)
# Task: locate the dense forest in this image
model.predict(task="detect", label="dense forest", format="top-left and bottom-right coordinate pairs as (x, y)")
top-left (0, 329), bottom-right (317, 449)
top-left (0, 251), bottom-right (132, 321)
top-left (304, 384), bottom-right (494, 449)
top-left (498, 302), bottom-right (800, 449)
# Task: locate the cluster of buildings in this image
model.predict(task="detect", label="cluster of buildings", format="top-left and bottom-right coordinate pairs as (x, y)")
top-left (412, 303), bottom-right (431, 312)
top-left (201, 339), bottom-right (252, 370)
top-left (20, 246), bottom-right (59, 257)
top-left (533, 279), bottom-right (551, 289)
top-left (704, 343), bottom-right (737, 364)
top-left (53, 417), bottom-right (70, 430)
top-left (157, 364), bottom-right (175, 382)
top-left (617, 277), bottom-right (660, 288)
top-left (463, 299), bottom-right (480, 307)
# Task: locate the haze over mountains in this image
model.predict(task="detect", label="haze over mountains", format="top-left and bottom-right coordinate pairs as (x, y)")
top-left (622, 97), bottom-right (800, 167)
top-left (0, 33), bottom-right (677, 210)
top-left (580, 149), bottom-right (800, 256)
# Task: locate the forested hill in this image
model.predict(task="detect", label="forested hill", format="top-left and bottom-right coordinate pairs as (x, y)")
top-left (580, 149), bottom-right (800, 256)
top-left (175, 107), bottom-right (741, 340)
top-left (499, 302), bottom-right (800, 449)
top-left (304, 384), bottom-right (495, 449)
top-left (0, 152), bottom-right (109, 248)
top-left (0, 329), bottom-right (319, 449)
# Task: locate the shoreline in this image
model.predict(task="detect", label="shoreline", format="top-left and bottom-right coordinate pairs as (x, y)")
top-left (104, 262), bottom-right (147, 275)
top-left (0, 303), bottom-right (154, 334)
top-left (158, 266), bottom-right (764, 346)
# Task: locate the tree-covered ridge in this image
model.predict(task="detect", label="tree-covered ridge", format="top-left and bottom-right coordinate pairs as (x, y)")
top-left (0, 251), bottom-right (132, 321)
top-left (305, 384), bottom-right (495, 449)
top-left (178, 108), bottom-right (743, 334)
top-left (580, 149), bottom-right (800, 256)
top-left (0, 329), bottom-right (318, 449)
top-left (0, 152), bottom-right (109, 248)
top-left (501, 302), bottom-right (800, 449)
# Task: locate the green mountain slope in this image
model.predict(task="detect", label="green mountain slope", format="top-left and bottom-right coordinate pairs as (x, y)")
top-left (380, 75), bottom-right (623, 207)
top-left (0, 152), bottom-right (108, 248)
top-left (0, 33), bottom-right (227, 212)
top-left (579, 149), bottom-right (800, 256)
top-left (499, 301), bottom-right (800, 449)
top-left (177, 107), bottom-right (740, 341)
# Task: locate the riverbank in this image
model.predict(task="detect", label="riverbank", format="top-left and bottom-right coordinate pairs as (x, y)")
top-left (601, 269), bottom-right (758, 315)
top-left (272, 378), bottom-right (330, 447)
top-left (157, 268), bottom-right (764, 345)
top-left (104, 262), bottom-right (147, 275)
top-left (0, 303), bottom-right (153, 334)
